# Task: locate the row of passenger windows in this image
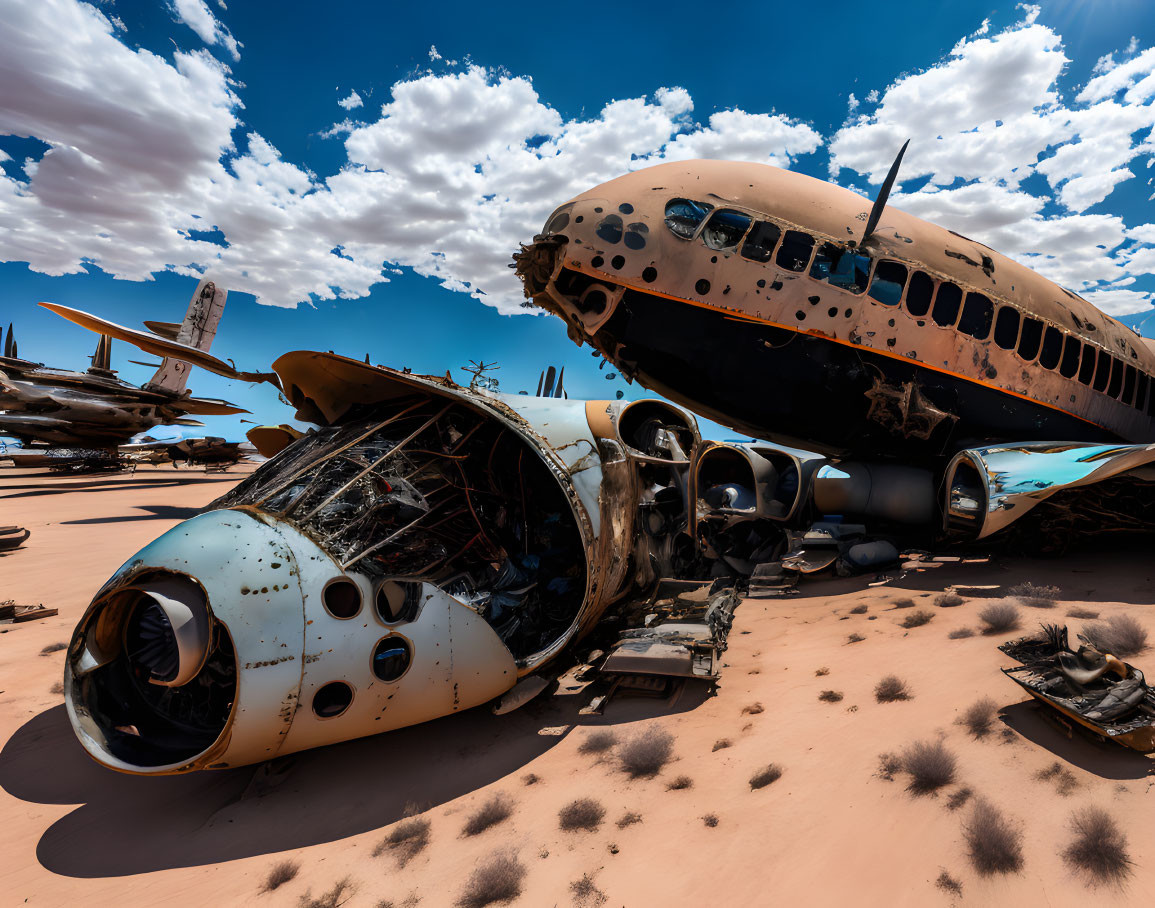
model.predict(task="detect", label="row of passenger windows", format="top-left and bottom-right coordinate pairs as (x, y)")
top-left (663, 198), bottom-right (1154, 416)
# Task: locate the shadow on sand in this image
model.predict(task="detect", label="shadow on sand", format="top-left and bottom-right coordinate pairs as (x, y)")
top-left (1, 475), bottom-right (239, 501)
top-left (61, 504), bottom-right (204, 524)
top-left (999, 700), bottom-right (1153, 780)
top-left (0, 688), bottom-right (709, 879)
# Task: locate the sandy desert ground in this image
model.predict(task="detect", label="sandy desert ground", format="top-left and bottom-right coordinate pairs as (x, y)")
top-left (3, 464), bottom-right (1155, 906)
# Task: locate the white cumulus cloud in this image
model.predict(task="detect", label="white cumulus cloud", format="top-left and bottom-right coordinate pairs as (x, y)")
top-left (338, 90), bottom-right (363, 110)
top-left (171, 0), bottom-right (240, 61)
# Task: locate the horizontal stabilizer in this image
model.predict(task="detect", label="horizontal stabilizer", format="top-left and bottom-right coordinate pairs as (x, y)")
top-left (179, 397), bottom-right (250, 416)
top-left (143, 321), bottom-right (182, 340)
top-left (170, 418), bottom-right (207, 427)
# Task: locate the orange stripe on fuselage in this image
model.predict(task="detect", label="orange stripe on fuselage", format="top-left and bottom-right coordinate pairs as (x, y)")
top-left (567, 263), bottom-right (1112, 436)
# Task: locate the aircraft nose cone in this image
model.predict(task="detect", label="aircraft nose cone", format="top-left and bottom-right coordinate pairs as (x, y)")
top-left (65, 508), bottom-right (517, 774)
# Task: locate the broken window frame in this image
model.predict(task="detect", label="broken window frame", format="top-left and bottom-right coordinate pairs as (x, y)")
top-left (992, 305), bottom-right (1020, 350)
top-left (1039, 326), bottom-right (1063, 371)
top-left (931, 281), bottom-right (963, 328)
top-left (700, 209), bottom-right (754, 253)
top-left (1107, 356), bottom-right (1125, 399)
top-left (1122, 363), bottom-right (1137, 406)
top-left (957, 292), bottom-right (994, 341)
top-left (808, 241), bottom-right (873, 295)
top-left (1093, 349), bottom-right (1112, 392)
top-left (1058, 334), bottom-right (1081, 379)
top-left (1136, 372), bottom-right (1149, 412)
top-left (775, 230), bottom-right (816, 273)
top-left (740, 220), bottom-right (782, 263)
top-left (663, 199), bottom-right (715, 241)
top-left (1078, 342), bottom-right (1097, 386)
top-left (867, 259), bottom-right (908, 307)
top-left (904, 270), bottom-right (934, 318)
top-left (1017, 318), bottom-right (1044, 363)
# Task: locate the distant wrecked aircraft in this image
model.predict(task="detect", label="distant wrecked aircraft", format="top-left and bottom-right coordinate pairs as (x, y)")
top-left (0, 280), bottom-right (246, 451)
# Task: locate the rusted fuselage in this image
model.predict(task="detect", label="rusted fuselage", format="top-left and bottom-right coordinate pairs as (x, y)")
top-left (516, 160), bottom-right (1155, 459)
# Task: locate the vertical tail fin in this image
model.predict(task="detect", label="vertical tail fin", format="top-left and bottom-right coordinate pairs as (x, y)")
top-left (88, 334), bottom-right (112, 373)
top-left (145, 279), bottom-right (227, 394)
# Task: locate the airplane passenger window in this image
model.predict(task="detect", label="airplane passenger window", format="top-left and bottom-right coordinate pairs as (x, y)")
top-left (1094, 349), bottom-right (1111, 392)
top-left (1039, 326), bottom-right (1063, 370)
top-left (993, 306), bottom-right (1019, 349)
top-left (958, 292), bottom-right (993, 340)
top-left (932, 282), bottom-right (962, 327)
top-left (868, 260), bottom-right (907, 306)
top-left (1108, 357), bottom-right (1124, 398)
top-left (1078, 343), bottom-right (1097, 385)
top-left (664, 199), bottom-right (713, 239)
top-left (741, 221), bottom-right (781, 263)
top-left (1018, 318), bottom-right (1043, 361)
top-left (1136, 372), bottom-right (1149, 410)
top-left (775, 230), bottom-right (815, 272)
top-left (1123, 364), bottom-right (1137, 405)
top-left (1059, 335), bottom-right (1081, 378)
top-left (701, 209), bottom-right (752, 252)
top-left (1148, 377), bottom-right (1155, 415)
top-left (809, 242), bottom-right (871, 294)
top-left (905, 270), bottom-right (933, 317)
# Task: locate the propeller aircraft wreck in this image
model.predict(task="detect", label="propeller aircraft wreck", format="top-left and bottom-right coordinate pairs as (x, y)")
top-left (0, 279), bottom-right (246, 453)
top-left (41, 148), bottom-right (1155, 775)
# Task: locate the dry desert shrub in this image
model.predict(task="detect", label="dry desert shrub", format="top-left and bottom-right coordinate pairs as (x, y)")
top-left (818, 690), bottom-right (844, 703)
top-left (850, 604), bottom-right (868, 614)
top-left (948, 627), bottom-right (975, 640)
top-left (814, 666), bottom-right (830, 676)
top-left (901, 610), bottom-right (935, 629)
top-left (666, 775), bottom-right (693, 790)
top-left (458, 853), bottom-right (526, 908)
top-left (615, 811), bottom-right (641, 829)
top-left (578, 730), bottom-right (618, 755)
top-left (298, 877), bottom-right (353, 908)
top-left (49, 681), bottom-right (64, 695)
top-left (462, 794), bottom-right (513, 837)
top-left (569, 872), bottom-right (607, 908)
top-left (979, 602), bottom-right (1020, 634)
top-left (847, 633), bottom-right (866, 643)
top-left (877, 752), bottom-right (902, 781)
top-left (703, 813), bottom-right (719, 827)
top-left (961, 697), bottom-right (998, 739)
top-left (39, 641), bottom-right (67, 655)
top-left (1063, 806), bottom-right (1132, 886)
top-left (963, 798), bottom-right (1023, 875)
top-left (618, 728), bottom-right (674, 778)
top-left (935, 870), bottom-right (963, 895)
top-left (1035, 761), bottom-right (1079, 796)
top-left (373, 811), bottom-right (431, 866)
top-left (559, 798), bottom-right (605, 831)
top-left (522, 773), bottom-right (539, 785)
top-left (1083, 614), bottom-right (1148, 658)
top-left (893, 597), bottom-right (916, 609)
top-left (935, 592), bottom-right (964, 608)
top-left (1067, 607), bottom-right (1100, 620)
top-left (261, 859), bottom-right (300, 892)
top-left (376, 896), bottom-right (420, 908)
top-left (1008, 582), bottom-right (1059, 608)
top-left (749, 764), bottom-right (783, 790)
top-left (875, 675), bottom-right (912, 702)
top-left (902, 740), bottom-right (957, 795)
top-left (946, 787), bottom-right (973, 812)
top-left (742, 702), bottom-right (764, 715)
top-left (712, 738), bottom-right (732, 752)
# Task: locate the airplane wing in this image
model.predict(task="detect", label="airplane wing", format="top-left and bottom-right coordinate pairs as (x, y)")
top-left (39, 303), bottom-right (281, 387)
top-left (177, 398), bottom-right (250, 416)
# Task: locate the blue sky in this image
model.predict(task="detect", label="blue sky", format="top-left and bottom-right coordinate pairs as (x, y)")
top-left (2, 0), bottom-right (1155, 440)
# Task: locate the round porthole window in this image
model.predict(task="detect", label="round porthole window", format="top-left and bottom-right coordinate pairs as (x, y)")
top-left (323, 577), bottom-right (361, 619)
top-left (312, 681), bottom-right (353, 718)
top-left (375, 580), bottom-right (420, 622)
top-left (372, 635), bottom-right (412, 682)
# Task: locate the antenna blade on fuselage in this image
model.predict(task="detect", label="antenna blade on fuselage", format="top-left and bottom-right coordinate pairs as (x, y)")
top-left (862, 139), bottom-right (910, 245)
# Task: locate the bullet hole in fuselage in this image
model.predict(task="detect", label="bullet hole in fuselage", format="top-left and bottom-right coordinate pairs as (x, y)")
top-left (642, 267), bottom-right (658, 282)
top-left (696, 279), bottom-right (711, 295)
top-left (808, 296), bottom-right (820, 305)
top-left (611, 255), bottom-right (625, 270)
top-left (591, 255), bottom-right (604, 268)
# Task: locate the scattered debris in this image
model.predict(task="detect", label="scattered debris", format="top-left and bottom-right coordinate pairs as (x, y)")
top-left (0, 526), bottom-right (30, 552)
top-left (260, 859), bottom-right (300, 893)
